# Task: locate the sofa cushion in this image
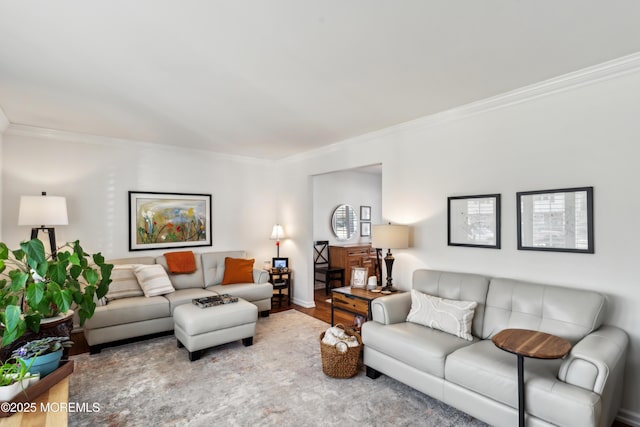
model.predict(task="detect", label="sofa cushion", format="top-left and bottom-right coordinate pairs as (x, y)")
top-left (361, 320), bottom-right (476, 378)
top-left (134, 264), bottom-right (176, 297)
top-left (482, 278), bottom-right (606, 343)
top-left (406, 290), bottom-right (477, 341)
top-left (202, 251), bottom-right (246, 286)
top-left (156, 254), bottom-right (205, 290)
top-left (164, 288), bottom-right (218, 313)
top-left (206, 282), bottom-right (272, 302)
top-left (221, 257), bottom-right (255, 285)
top-left (445, 340), bottom-right (601, 426)
top-left (412, 270), bottom-right (489, 339)
top-left (106, 264), bottom-right (144, 301)
top-left (84, 296), bottom-right (171, 329)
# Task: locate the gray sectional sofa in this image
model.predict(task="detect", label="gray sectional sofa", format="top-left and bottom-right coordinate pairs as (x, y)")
top-left (83, 250), bottom-right (272, 354)
top-left (362, 269), bottom-right (628, 427)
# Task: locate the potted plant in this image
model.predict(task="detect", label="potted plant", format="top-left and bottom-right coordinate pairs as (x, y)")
top-left (0, 358), bottom-right (31, 401)
top-left (11, 336), bottom-right (73, 378)
top-left (0, 238), bottom-right (113, 348)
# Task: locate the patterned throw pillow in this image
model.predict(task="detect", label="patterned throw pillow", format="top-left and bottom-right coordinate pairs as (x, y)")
top-left (133, 264), bottom-right (175, 297)
top-left (106, 264), bottom-right (144, 301)
top-left (406, 290), bottom-right (477, 341)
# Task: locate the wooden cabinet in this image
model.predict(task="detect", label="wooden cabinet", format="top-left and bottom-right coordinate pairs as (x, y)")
top-left (329, 244), bottom-right (377, 286)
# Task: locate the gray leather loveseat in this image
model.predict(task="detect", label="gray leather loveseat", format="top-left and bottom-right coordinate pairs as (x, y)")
top-left (83, 250), bottom-right (272, 353)
top-left (362, 269), bottom-right (628, 427)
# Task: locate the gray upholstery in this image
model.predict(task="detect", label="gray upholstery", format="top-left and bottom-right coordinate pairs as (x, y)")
top-left (84, 250), bottom-right (273, 349)
top-left (362, 269), bottom-right (629, 427)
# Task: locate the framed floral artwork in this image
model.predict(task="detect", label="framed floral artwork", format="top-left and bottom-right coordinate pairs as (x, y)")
top-left (129, 191), bottom-right (212, 251)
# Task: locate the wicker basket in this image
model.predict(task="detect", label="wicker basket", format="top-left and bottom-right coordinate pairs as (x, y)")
top-left (320, 324), bottom-right (362, 378)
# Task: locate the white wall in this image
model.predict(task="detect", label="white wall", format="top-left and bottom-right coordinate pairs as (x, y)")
top-left (0, 108), bottom-right (8, 241)
top-left (313, 169), bottom-right (382, 246)
top-left (1, 128), bottom-right (279, 265)
top-left (281, 66), bottom-right (640, 421)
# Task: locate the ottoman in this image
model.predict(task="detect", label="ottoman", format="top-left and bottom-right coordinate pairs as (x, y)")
top-left (173, 298), bottom-right (258, 361)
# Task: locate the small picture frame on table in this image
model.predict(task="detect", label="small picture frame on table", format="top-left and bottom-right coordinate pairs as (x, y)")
top-left (272, 257), bottom-right (289, 272)
top-left (351, 267), bottom-right (368, 288)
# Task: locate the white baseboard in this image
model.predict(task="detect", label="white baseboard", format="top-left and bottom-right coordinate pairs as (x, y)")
top-left (618, 409), bottom-right (640, 427)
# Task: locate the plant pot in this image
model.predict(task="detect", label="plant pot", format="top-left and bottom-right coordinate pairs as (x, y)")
top-left (21, 350), bottom-right (63, 378)
top-left (0, 381), bottom-right (20, 401)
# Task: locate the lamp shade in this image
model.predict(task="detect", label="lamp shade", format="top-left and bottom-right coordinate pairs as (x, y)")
top-left (270, 224), bottom-right (285, 240)
top-left (371, 224), bottom-right (409, 249)
top-left (18, 195), bottom-right (68, 226)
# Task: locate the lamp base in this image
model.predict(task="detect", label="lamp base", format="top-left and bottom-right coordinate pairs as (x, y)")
top-left (381, 286), bottom-right (399, 293)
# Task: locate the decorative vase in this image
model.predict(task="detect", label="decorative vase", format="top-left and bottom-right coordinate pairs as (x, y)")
top-left (22, 349), bottom-right (63, 378)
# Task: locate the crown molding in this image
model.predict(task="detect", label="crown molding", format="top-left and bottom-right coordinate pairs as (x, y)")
top-left (4, 124), bottom-right (269, 164)
top-left (284, 51), bottom-right (640, 163)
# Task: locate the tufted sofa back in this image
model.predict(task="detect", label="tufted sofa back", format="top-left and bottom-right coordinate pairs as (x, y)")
top-left (482, 278), bottom-right (606, 344)
top-left (202, 250), bottom-right (247, 286)
top-left (412, 269), bottom-right (490, 339)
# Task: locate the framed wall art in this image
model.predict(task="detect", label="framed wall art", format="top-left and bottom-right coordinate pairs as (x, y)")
top-left (360, 206), bottom-right (371, 221)
top-left (360, 222), bottom-right (371, 237)
top-left (129, 191), bottom-right (212, 251)
top-left (517, 187), bottom-right (594, 253)
top-left (448, 194), bottom-right (501, 249)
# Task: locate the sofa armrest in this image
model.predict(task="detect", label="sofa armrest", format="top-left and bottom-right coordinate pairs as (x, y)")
top-left (558, 325), bottom-right (629, 394)
top-left (370, 292), bottom-right (412, 325)
top-left (253, 269), bottom-right (269, 284)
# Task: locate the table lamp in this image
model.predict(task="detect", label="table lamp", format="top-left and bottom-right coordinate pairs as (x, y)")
top-left (371, 223), bottom-right (409, 292)
top-left (18, 191), bottom-right (68, 258)
top-left (270, 224), bottom-right (286, 257)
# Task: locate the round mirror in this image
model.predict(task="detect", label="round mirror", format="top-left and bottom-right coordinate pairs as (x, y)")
top-left (331, 204), bottom-right (358, 241)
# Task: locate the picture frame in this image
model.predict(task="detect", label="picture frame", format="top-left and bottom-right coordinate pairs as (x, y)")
top-left (360, 222), bottom-right (371, 237)
top-left (129, 191), bottom-right (212, 251)
top-left (351, 266), bottom-right (368, 288)
top-left (448, 194), bottom-right (501, 249)
top-left (360, 206), bottom-right (371, 221)
top-left (272, 257), bottom-right (289, 270)
top-left (517, 187), bottom-right (594, 253)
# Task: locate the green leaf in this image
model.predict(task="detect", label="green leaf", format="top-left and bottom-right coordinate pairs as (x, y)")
top-left (0, 260), bottom-right (5, 274)
top-left (11, 249), bottom-right (25, 260)
top-left (0, 243), bottom-right (8, 260)
top-left (69, 253), bottom-right (80, 266)
top-left (8, 270), bottom-right (28, 292)
top-left (25, 313), bottom-right (42, 332)
top-left (48, 262), bottom-right (67, 284)
top-left (53, 289), bottom-right (73, 313)
top-left (93, 253), bottom-right (105, 265)
top-left (84, 269), bottom-right (99, 286)
top-left (26, 281), bottom-right (45, 306)
top-left (70, 264), bottom-right (82, 279)
top-left (21, 239), bottom-right (46, 269)
top-left (1, 305), bottom-right (25, 346)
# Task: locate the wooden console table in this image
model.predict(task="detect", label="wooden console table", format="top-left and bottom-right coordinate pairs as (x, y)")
top-left (331, 286), bottom-right (401, 326)
top-left (492, 328), bottom-right (571, 427)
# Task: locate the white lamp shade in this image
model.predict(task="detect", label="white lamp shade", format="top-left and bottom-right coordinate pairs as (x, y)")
top-left (371, 224), bottom-right (409, 249)
top-left (18, 195), bottom-right (68, 226)
top-left (270, 224), bottom-right (285, 240)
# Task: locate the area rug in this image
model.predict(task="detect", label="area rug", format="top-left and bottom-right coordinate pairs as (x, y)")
top-left (69, 310), bottom-right (487, 426)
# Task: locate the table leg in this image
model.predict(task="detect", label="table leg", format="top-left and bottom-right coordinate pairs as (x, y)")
top-left (517, 354), bottom-right (525, 427)
top-left (331, 301), bottom-right (335, 326)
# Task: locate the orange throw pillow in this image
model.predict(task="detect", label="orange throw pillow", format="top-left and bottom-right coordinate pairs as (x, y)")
top-left (165, 251), bottom-right (197, 274)
top-left (221, 257), bottom-right (255, 285)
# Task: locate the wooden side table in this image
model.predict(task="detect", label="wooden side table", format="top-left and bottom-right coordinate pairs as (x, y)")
top-left (492, 328), bottom-right (571, 427)
top-left (268, 269), bottom-right (291, 308)
top-left (331, 287), bottom-right (399, 326)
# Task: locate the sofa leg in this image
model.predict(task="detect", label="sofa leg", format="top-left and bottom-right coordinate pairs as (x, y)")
top-left (89, 345), bottom-right (102, 355)
top-left (366, 366), bottom-right (381, 379)
top-left (260, 310), bottom-right (270, 318)
top-left (188, 350), bottom-right (202, 362)
top-left (242, 337), bottom-right (253, 346)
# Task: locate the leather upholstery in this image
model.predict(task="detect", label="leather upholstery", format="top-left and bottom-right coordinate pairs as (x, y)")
top-left (155, 254), bottom-right (205, 289)
top-left (362, 269), bottom-right (628, 427)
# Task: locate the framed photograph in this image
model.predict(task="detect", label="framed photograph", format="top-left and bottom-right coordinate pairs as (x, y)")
top-left (517, 187), bottom-right (594, 253)
top-left (360, 206), bottom-right (371, 221)
top-left (129, 191), bottom-right (212, 251)
top-left (272, 257), bottom-right (289, 270)
top-left (360, 222), bottom-right (371, 237)
top-left (351, 267), bottom-right (368, 288)
top-left (448, 194), bottom-right (501, 249)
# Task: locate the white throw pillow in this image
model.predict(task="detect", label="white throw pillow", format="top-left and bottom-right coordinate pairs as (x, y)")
top-left (406, 290), bottom-right (477, 341)
top-left (106, 264), bottom-right (145, 301)
top-left (133, 264), bottom-right (175, 297)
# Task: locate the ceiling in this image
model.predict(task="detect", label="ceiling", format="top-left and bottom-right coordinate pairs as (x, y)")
top-left (1, 1), bottom-right (640, 160)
